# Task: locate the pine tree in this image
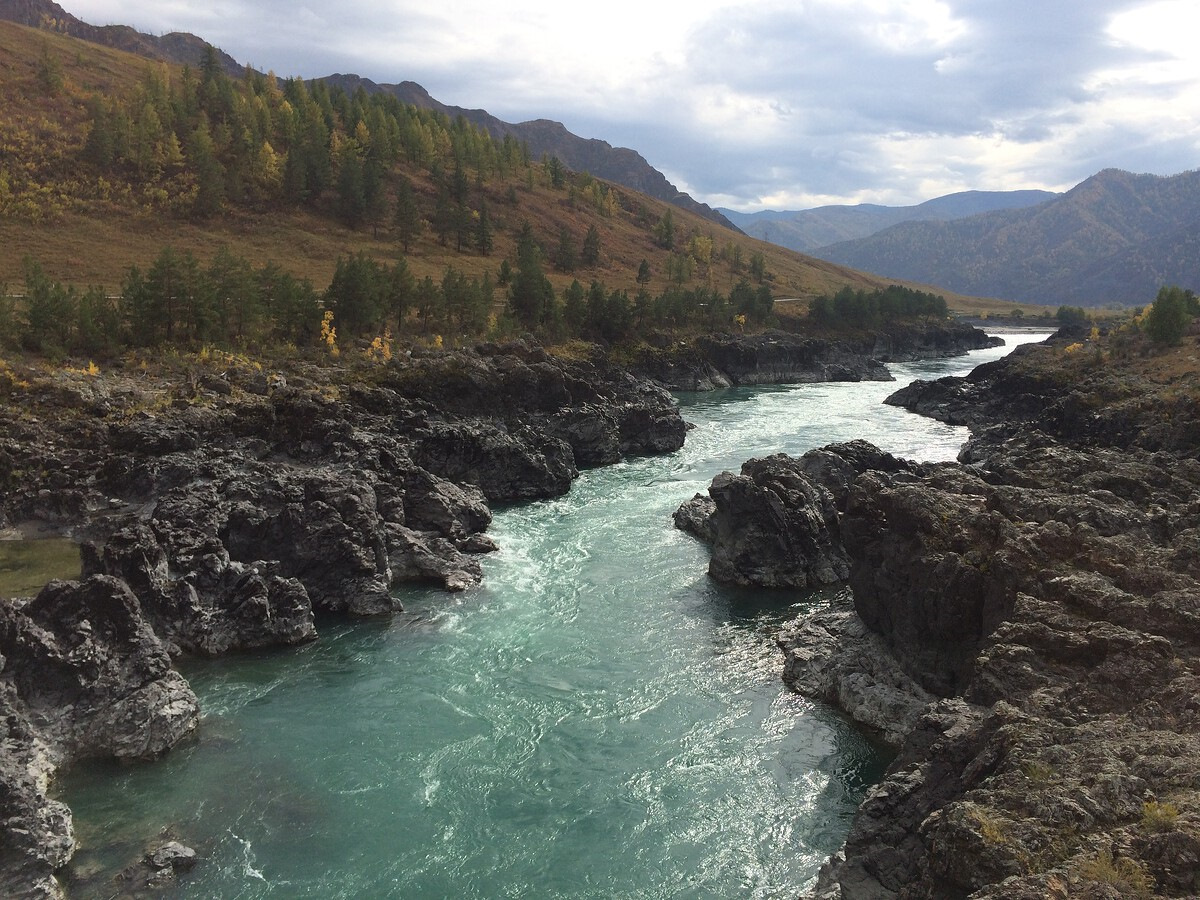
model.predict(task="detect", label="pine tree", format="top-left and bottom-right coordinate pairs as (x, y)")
top-left (393, 177), bottom-right (424, 252)
top-left (475, 202), bottom-right (494, 256)
top-left (83, 96), bottom-right (115, 168)
top-left (582, 224), bottom-right (601, 267)
top-left (388, 258), bottom-right (416, 331)
top-left (555, 227), bottom-right (578, 273)
top-left (336, 145), bottom-right (367, 227)
top-left (508, 222), bottom-right (554, 330)
top-left (653, 210), bottom-right (675, 250)
top-left (188, 119), bottom-right (225, 218)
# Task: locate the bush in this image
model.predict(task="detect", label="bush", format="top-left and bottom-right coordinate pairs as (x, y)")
top-left (1144, 285), bottom-right (1193, 346)
top-left (1141, 800), bottom-right (1180, 833)
top-left (1056, 305), bottom-right (1089, 328)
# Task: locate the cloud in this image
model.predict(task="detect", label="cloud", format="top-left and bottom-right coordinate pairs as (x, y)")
top-left (60, 0), bottom-right (1200, 210)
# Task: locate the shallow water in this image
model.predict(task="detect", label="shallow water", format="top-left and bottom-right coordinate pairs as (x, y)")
top-left (59, 334), bottom-right (1049, 898)
top-left (0, 538), bottom-right (80, 600)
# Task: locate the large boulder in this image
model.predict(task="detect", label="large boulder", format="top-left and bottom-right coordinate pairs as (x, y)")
top-left (0, 576), bottom-right (199, 759)
top-left (680, 454), bottom-right (849, 588)
top-left (0, 577), bottom-right (200, 895)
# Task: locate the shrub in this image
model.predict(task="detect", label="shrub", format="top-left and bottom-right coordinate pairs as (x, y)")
top-left (1075, 849), bottom-right (1153, 896)
top-left (1141, 800), bottom-right (1180, 833)
top-left (1144, 285), bottom-right (1193, 346)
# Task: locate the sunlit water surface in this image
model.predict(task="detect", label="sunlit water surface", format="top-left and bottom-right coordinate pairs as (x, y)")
top-left (60, 334), bottom-right (1048, 898)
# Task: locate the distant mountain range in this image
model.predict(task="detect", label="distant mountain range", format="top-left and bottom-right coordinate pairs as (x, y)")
top-left (720, 190), bottom-right (1058, 253)
top-left (0, 0), bottom-right (737, 232)
top-left (808, 169), bottom-right (1200, 307)
top-left (5, 0), bottom-right (1196, 309)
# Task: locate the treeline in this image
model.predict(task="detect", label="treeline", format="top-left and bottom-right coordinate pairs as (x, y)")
top-left (808, 284), bottom-right (949, 328)
top-left (2, 237), bottom-right (775, 357)
top-left (500, 222), bottom-right (774, 343)
top-left (80, 46), bottom-right (532, 223)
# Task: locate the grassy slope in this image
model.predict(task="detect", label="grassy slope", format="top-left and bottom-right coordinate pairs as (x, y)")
top-left (0, 20), bottom-right (1038, 317)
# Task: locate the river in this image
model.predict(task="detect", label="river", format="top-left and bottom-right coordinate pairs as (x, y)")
top-left (60, 333), bottom-right (1050, 898)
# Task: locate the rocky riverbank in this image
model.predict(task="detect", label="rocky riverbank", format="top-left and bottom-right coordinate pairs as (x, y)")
top-left (630, 323), bottom-right (1001, 391)
top-left (0, 340), bottom-right (686, 897)
top-left (679, 329), bottom-right (1200, 897)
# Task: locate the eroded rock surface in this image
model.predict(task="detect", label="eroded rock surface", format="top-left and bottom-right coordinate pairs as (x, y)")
top-left (682, 333), bottom-right (1200, 898)
top-left (0, 340), bottom-right (687, 895)
top-left (0, 577), bottom-right (198, 897)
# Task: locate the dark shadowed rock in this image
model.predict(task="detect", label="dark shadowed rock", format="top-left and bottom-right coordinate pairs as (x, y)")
top-left (0, 341), bottom-right (690, 895)
top-left (0, 577), bottom-right (200, 896)
top-left (677, 454), bottom-right (850, 588)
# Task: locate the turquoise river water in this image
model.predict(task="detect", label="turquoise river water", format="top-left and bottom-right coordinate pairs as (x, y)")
top-left (59, 333), bottom-right (1049, 899)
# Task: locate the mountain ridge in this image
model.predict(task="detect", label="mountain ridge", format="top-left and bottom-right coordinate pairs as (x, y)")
top-left (720, 189), bottom-right (1058, 253)
top-left (0, 0), bottom-right (737, 232)
top-left (0, 0), bottom-right (244, 73)
top-left (809, 168), bottom-right (1200, 307)
top-left (317, 73), bottom-right (739, 232)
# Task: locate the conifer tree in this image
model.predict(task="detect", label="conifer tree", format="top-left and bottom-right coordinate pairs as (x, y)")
top-left (188, 118), bottom-right (225, 218)
top-left (555, 227), bottom-right (578, 273)
top-left (475, 202), bottom-right (494, 256)
top-left (508, 222), bottom-right (554, 330)
top-left (393, 177), bottom-right (424, 252)
top-left (582, 224), bottom-right (601, 267)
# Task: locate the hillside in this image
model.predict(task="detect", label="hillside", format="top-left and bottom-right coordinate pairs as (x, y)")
top-left (0, 0), bottom-right (243, 73)
top-left (721, 189), bottom-right (1057, 253)
top-left (0, 0), bottom-right (735, 233)
top-left (810, 169), bottom-right (1200, 307)
top-left (320, 74), bottom-right (739, 232)
top-left (0, 14), bottom-right (1020, 338)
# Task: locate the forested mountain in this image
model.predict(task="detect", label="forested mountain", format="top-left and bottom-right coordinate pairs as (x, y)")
top-left (720, 190), bottom-right (1057, 253)
top-left (0, 0), bottom-right (243, 74)
top-left (809, 169), bottom-right (1200, 307)
top-left (321, 75), bottom-right (739, 232)
top-left (5, 12), bottom-right (951, 361)
top-left (0, 0), bottom-right (734, 231)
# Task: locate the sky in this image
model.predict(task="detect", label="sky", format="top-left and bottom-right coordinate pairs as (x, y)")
top-left (65, 0), bottom-right (1200, 211)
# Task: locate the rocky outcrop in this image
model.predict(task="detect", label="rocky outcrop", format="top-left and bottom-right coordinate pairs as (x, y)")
top-left (633, 324), bottom-right (999, 392)
top-left (635, 331), bottom-right (893, 391)
top-left (682, 332), bottom-right (1200, 898)
top-left (0, 339), bottom-right (687, 896)
top-left (867, 320), bottom-right (1004, 361)
top-left (0, 577), bottom-right (199, 897)
top-left (779, 603), bottom-right (935, 748)
top-left (675, 441), bottom-right (914, 589)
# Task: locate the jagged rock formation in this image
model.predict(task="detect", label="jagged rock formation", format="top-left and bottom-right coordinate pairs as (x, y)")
top-left (0, 576), bottom-right (199, 898)
top-left (0, 340), bottom-right (685, 896)
top-left (675, 442), bottom-right (912, 588)
top-left (633, 325), bottom-right (999, 392)
top-left (679, 334), bottom-right (1200, 897)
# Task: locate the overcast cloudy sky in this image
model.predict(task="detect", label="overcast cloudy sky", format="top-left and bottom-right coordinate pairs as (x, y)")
top-left (66, 0), bottom-right (1200, 211)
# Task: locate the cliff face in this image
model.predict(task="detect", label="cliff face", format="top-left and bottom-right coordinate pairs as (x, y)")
top-left (0, 341), bottom-right (686, 896)
top-left (680, 331), bottom-right (1200, 897)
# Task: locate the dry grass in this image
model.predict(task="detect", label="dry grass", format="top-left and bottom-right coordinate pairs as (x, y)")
top-left (1, 18), bottom-right (1037, 317)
